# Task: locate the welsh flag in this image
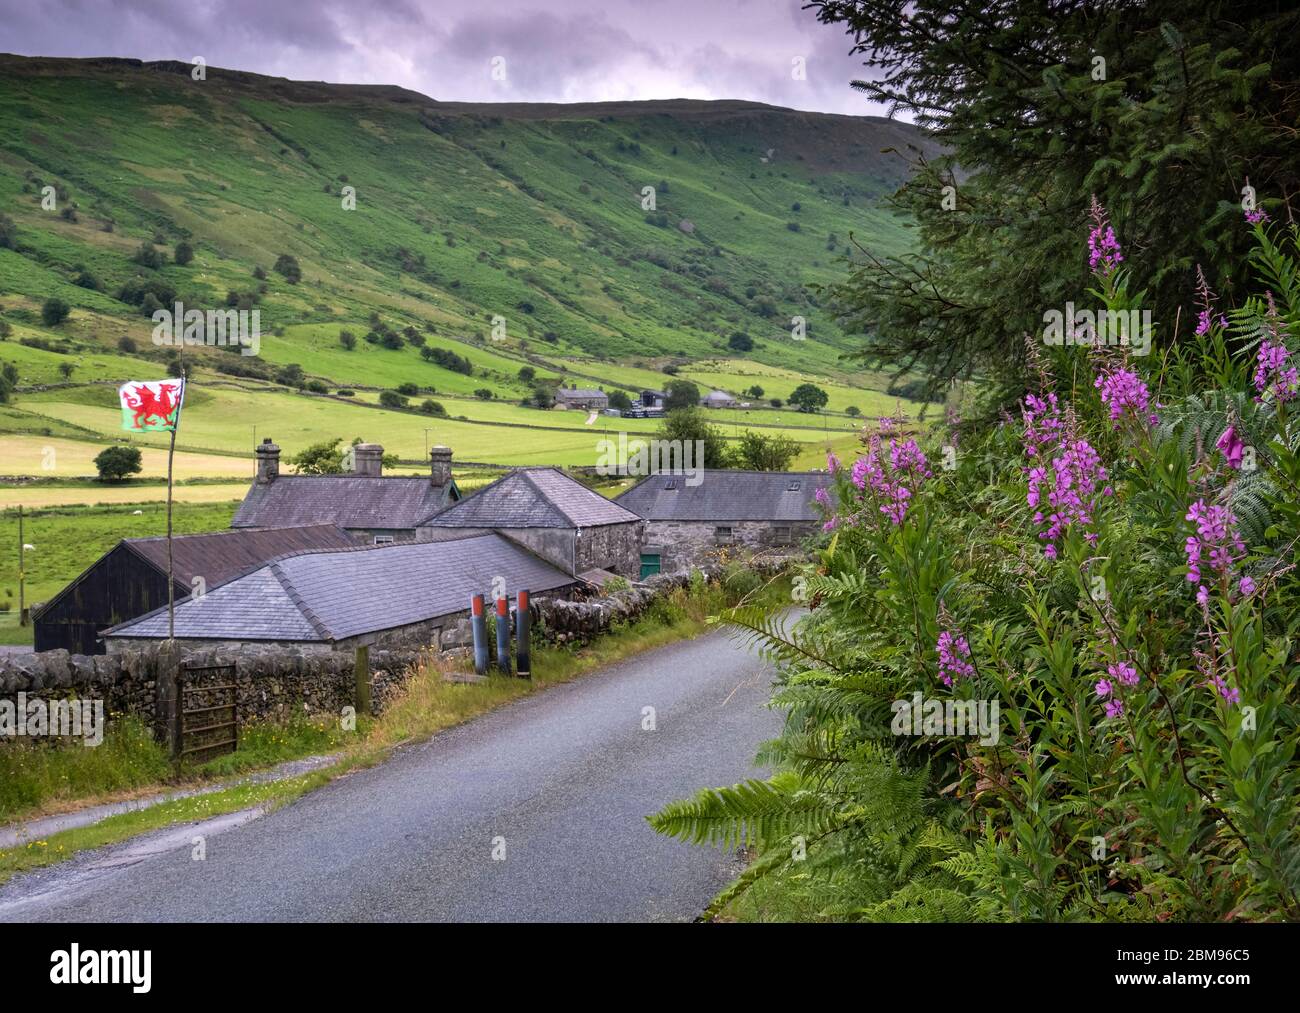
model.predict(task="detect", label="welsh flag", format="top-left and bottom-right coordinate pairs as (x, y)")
top-left (119, 378), bottom-right (185, 432)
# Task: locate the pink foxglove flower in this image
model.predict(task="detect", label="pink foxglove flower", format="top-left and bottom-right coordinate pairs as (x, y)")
top-left (1214, 426), bottom-right (1244, 470)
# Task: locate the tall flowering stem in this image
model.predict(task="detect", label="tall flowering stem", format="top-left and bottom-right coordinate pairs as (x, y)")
top-left (1088, 196), bottom-right (1124, 297)
top-left (849, 430), bottom-right (933, 528)
top-left (1252, 293), bottom-right (1298, 404)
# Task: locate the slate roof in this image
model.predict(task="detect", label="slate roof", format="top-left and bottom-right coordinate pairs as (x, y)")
top-left (126, 525), bottom-right (357, 586)
top-left (32, 524), bottom-right (356, 620)
top-left (615, 471), bottom-right (833, 522)
top-left (105, 533), bottom-right (577, 643)
top-left (231, 475), bottom-right (458, 530)
top-left (421, 468), bottom-right (641, 529)
top-left (556, 388), bottom-right (607, 400)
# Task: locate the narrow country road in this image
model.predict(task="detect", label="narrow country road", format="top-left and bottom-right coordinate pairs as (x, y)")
top-left (0, 627), bottom-right (783, 922)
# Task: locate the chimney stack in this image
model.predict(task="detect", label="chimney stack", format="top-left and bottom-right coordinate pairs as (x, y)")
top-left (255, 438), bottom-right (280, 484)
top-left (430, 445), bottom-right (452, 488)
top-left (351, 443), bottom-right (384, 477)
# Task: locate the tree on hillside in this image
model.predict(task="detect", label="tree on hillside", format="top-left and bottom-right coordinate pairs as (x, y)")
top-left (289, 438), bottom-right (345, 475)
top-left (789, 382), bottom-right (829, 413)
top-left (339, 330), bottom-right (356, 350)
top-left (41, 298), bottom-right (70, 327)
top-left (133, 242), bottom-right (165, 269)
top-left (173, 241), bottom-right (194, 266)
top-left (656, 407), bottom-right (731, 470)
top-left (379, 390), bottom-right (408, 409)
top-left (728, 331), bottom-right (754, 352)
top-left (274, 254), bottom-right (302, 284)
top-left (735, 430), bottom-right (799, 471)
top-left (664, 379), bottom-right (701, 410)
top-left (518, 365), bottom-right (536, 382)
top-left (58, 362), bottom-right (75, 381)
top-left (608, 389), bottom-right (632, 411)
top-left (93, 445), bottom-right (142, 482)
top-left (808, 0), bottom-right (1300, 401)
top-left (275, 363), bottom-right (305, 388)
top-left (0, 213), bottom-right (17, 249)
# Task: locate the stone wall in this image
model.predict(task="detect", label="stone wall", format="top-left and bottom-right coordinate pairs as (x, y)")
top-left (0, 643), bottom-right (429, 741)
top-left (643, 519), bottom-right (817, 573)
top-left (532, 572), bottom-right (689, 645)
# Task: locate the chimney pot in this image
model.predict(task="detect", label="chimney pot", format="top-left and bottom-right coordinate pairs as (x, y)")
top-left (430, 445), bottom-right (453, 488)
top-left (255, 438), bottom-right (280, 484)
top-left (352, 443), bottom-right (384, 477)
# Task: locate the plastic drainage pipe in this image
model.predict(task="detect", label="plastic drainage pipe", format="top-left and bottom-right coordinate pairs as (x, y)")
top-left (470, 593), bottom-right (488, 676)
top-left (516, 589), bottom-right (531, 678)
top-left (495, 594), bottom-right (512, 675)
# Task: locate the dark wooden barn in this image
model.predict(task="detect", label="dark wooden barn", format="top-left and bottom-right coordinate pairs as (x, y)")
top-left (32, 524), bottom-right (356, 654)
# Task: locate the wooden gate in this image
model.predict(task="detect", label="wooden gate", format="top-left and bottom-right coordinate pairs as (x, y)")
top-left (175, 664), bottom-right (239, 761)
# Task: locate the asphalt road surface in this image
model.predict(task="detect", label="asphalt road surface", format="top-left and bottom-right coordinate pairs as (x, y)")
top-left (0, 626), bottom-right (784, 922)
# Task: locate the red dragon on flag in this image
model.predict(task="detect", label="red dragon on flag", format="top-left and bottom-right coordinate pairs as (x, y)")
top-left (118, 378), bottom-right (185, 432)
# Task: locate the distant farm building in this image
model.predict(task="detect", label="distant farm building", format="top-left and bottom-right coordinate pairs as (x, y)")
top-left (700, 389), bottom-right (739, 409)
top-left (232, 439), bottom-right (460, 544)
top-left (554, 388), bottom-right (609, 410)
top-left (640, 389), bottom-right (667, 408)
top-left (103, 534), bottom-right (579, 653)
top-left (31, 525), bottom-right (357, 654)
top-left (616, 471), bottom-right (832, 575)
top-left (419, 467), bottom-right (643, 578)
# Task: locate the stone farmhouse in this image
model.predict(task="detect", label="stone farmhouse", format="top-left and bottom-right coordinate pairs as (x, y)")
top-left (554, 388), bottom-right (609, 410)
top-left (31, 524), bottom-right (358, 654)
top-left (418, 467), bottom-right (643, 580)
top-left (616, 470), bottom-right (832, 575)
top-left (103, 533), bottom-right (580, 654)
top-left (232, 438), bottom-right (460, 543)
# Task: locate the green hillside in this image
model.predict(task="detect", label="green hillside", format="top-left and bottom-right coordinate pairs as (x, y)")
top-left (0, 56), bottom-right (931, 362)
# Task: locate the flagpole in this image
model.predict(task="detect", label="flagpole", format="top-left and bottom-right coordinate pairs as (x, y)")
top-left (166, 366), bottom-right (186, 642)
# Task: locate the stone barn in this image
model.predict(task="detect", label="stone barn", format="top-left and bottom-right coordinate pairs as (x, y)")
top-left (103, 533), bottom-right (580, 653)
top-left (232, 439), bottom-right (461, 543)
top-left (418, 468), bottom-right (643, 579)
top-left (555, 388), bottom-right (609, 411)
top-left (615, 470), bottom-right (832, 575)
top-left (31, 525), bottom-right (356, 655)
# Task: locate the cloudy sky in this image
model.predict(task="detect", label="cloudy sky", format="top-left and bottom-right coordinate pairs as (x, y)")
top-left (0, 0), bottom-right (892, 117)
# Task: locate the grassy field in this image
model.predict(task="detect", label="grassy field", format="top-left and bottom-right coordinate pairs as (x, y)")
top-left (0, 434), bottom-right (252, 480)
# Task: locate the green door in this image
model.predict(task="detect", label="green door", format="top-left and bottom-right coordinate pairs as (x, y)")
top-left (640, 552), bottom-right (661, 579)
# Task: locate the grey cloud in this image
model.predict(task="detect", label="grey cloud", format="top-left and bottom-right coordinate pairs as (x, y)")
top-left (0, 0), bottom-right (891, 116)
